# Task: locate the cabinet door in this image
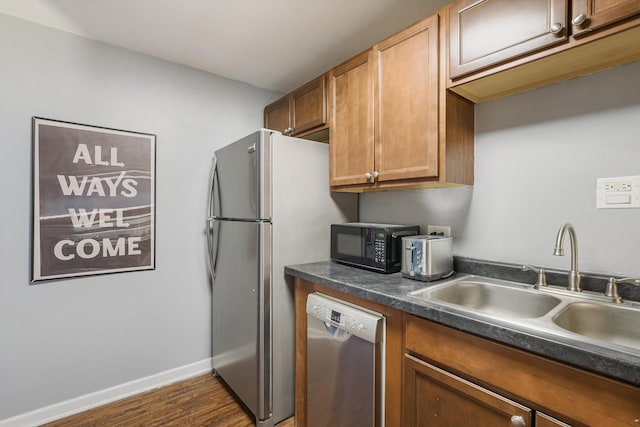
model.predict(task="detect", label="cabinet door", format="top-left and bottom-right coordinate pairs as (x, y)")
top-left (373, 14), bottom-right (439, 183)
top-left (449, 0), bottom-right (568, 79)
top-left (571, 0), bottom-right (640, 37)
top-left (536, 412), bottom-right (572, 427)
top-left (329, 50), bottom-right (375, 187)
top-left (264, 96), bottom-right (291, 135)
top-left (403, 355), bottom-right (532, 427)
top-left (291, 75), bottom-right (326, 135)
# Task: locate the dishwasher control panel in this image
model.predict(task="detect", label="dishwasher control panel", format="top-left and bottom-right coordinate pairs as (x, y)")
top-left (306, 293), bottom-right (383, 343)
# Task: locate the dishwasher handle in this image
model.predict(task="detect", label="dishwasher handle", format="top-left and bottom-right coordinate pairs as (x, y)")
top-left (306, 293), bottom-right (383, 343)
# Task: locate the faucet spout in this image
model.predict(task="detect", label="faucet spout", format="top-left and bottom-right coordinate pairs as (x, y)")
top-left (553, 223), bottom-right (581, 292)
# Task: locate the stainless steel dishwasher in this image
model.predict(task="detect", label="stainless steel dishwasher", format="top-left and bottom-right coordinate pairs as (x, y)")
top-left (306, 292), bottom-right (385, 427)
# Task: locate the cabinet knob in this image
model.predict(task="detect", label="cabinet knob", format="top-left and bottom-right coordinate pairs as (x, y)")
top-left (571, 13), bottom-right (587, 26)
top-left (373, 171), bottom-right (379, 179)
top-left (283, 127), bottom-right (293, 135)
top-left (510, 415), bottom-right (527, 427)
top-left (550, 23), bottom-right (563, 34)
top-left (365, 172), bottom-right (372, 180)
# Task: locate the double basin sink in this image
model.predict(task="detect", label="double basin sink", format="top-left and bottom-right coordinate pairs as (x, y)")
top-left (409, 275), bottom-right (640, 356)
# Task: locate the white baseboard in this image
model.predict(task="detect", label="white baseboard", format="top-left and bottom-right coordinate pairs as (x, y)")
top-left (0, 358), bottom-right (213, 427)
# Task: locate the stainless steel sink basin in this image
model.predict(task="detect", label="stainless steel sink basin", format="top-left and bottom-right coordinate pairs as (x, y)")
top-left (553, 302), bottom-right (640, 351)
top-left (411, 280), bottom-right (562, 319)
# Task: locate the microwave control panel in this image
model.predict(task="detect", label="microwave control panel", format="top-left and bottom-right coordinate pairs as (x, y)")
top-left (373, 233), bottom-right (386, 264)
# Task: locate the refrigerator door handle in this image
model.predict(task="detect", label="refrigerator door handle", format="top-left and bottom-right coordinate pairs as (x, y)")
top-left (206, 218), bottom-right (220, 279)
top-left (208, 155), bottom-right (221, 218)
top-left (206, 156), bottom-right (221, 279)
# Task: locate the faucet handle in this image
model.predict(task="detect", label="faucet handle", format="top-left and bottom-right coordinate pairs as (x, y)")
top-left (522, 265), bottom-right (548, 288)
top-left (605, 277), bottom-right (640, 303)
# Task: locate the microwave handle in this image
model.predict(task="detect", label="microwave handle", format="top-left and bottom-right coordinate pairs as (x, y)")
top-left (392, 230), bottom-right (418, 239)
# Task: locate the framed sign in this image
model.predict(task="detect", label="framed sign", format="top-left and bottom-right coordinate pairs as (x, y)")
top-left (32, 117), bottom-right (156, 282)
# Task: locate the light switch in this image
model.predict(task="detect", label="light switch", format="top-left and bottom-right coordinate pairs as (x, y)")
top-left (605, 194), bottom-right (631, 204)
top-left (597, 175), bottom-right (640, 209)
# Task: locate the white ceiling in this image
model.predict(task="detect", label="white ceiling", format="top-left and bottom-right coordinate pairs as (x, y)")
top-left (0, 0), bottom-right (449, 94)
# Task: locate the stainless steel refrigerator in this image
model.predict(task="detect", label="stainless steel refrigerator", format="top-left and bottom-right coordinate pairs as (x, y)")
top-left (205, 129), bottom-right (357, 426)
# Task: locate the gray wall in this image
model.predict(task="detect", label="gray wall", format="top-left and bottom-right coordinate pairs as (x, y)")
top-left (361, 60), bottom-right (640, 277)
top-left (0, 15), bottom-right (280, 419)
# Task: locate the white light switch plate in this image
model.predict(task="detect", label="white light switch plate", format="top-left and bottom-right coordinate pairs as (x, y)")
top-left (596, 175), bottom-right (640, 209)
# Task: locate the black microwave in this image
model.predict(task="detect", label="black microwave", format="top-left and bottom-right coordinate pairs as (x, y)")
top-left (331, 223), bottom-right (420, 273)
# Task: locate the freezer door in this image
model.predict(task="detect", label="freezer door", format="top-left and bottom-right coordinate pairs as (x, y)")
top-left (212, 220), bottom-right (271, 422)
top-left (212, 130), bottom-right (272, 220)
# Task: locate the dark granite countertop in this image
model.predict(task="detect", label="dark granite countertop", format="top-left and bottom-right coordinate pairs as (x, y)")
top-left (285, 259), bottom-right (640, 387)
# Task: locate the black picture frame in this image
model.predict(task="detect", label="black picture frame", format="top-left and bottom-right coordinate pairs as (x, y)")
top-left (31, 117), bottom-right (156, 282)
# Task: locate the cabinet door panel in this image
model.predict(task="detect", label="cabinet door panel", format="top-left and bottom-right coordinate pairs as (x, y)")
top-left (571, 0), bottom-right (640, 37)
top-left (404, 355), bottom-right (532, 426)
top-left (291, 76), bottom-right (326, 135)
top-left (264, 96), bottom-right (290, 134)
top-left (536, 412), bottom-right (573, 427)
top-left (449, 0), bottom-right (568, 79)
top-left (374, 14), bottom-right (439, 182)
top-left (329, 50), bottom-right (374, 186)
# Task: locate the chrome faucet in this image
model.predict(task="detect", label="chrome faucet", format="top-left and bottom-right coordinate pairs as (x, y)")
top-left (553, 223), bottom-right (581, 292)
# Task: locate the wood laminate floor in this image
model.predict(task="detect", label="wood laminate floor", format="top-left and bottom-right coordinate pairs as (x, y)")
top-left (42, 374), bottom-right (295, 427)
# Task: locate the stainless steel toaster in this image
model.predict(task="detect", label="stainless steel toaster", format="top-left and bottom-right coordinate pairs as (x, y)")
top-left (401, 235), bottom-right (453, 281)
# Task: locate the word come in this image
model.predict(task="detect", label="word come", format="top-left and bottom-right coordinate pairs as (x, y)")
top-left (54, 237), bottom-right (142, 261)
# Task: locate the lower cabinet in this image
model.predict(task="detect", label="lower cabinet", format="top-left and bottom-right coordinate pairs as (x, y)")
top-left (292, 277), bottom-right (640, 427)
top-left (404, 354), bottom-right (532, 426)
top-left (404, 354), bottom-right (573, 426)
top-left (405, 314), bottom-right (640, 426)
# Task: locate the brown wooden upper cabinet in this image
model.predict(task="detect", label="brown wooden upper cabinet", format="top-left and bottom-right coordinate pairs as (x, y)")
top-left (328, 49), bottom-right (375, 187)
top-left (447, 0), bottom-right (640, 102)
top-left (571, 0), bottom-right (640, 37)
top-left (329, 15), bottom-right (439, 188)
top-left (264, 75), bottom-right (327, 137)
top-left (450, 0), bottom-right (640, 80)
top-left (449, 0), bottom-right (568, 79)
top-left (329, 13), bottom-right (472, 191)
top-left (374, 14), bottom-right (439, 184)
top-left (264, 96), bottom-right (290, 135)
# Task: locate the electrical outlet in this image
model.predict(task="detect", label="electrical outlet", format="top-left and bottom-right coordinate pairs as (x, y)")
top-left (605, 181), bottom-right (632, 192)
top-left (596, 175), bottom-right (640, 209)
top-left (427, 225), bottom-right (451, 237)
